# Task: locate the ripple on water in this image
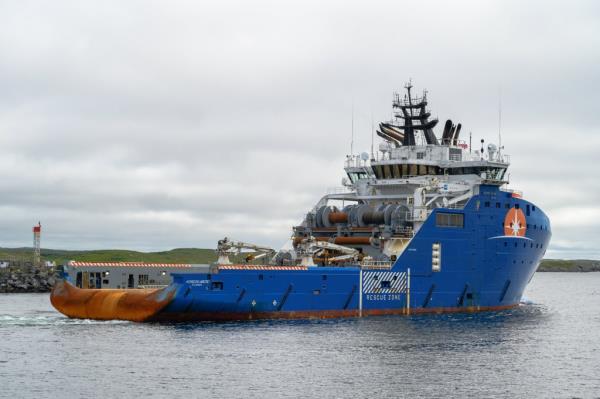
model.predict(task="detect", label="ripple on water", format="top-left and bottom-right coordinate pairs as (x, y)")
top-left (0, 314), bottom-right (130, 327)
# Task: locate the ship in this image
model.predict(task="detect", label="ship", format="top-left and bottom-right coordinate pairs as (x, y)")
top-left (51, 83), bottom-right (552, 322)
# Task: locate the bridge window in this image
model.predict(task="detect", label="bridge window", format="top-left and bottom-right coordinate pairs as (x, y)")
top-left (347, 171), bottom-right (369, 183)
top-left (383, 165), bottom-right (392, 179)
top-left (409, 164), bottom-right (418, 176)
top-left (436, 213), bottom-right (464, 228)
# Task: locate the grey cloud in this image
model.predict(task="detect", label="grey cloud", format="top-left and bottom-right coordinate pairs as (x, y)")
top-left (0, 0), bottom-right (598, 258)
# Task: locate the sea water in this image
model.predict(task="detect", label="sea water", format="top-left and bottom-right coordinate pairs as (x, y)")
top-left (0, 273), bottom-right (599, 398)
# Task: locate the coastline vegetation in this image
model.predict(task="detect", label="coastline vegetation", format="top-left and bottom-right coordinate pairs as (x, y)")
top-left (1, 247), bottom-right (598, 272)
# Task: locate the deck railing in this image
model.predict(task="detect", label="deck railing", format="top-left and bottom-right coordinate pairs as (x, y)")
top-left (360, 260), bottom-right (393, 270)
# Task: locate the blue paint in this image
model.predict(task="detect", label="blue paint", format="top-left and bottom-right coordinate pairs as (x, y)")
top-left (158, 186), bottom-right (551, 319)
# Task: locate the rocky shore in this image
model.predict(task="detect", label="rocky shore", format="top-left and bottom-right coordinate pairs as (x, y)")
top-left (0, 267), bottom-right (57, 293)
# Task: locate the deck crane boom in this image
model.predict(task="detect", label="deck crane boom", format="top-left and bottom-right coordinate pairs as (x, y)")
top-left (216, 237), bottom-right (276, 264)
top-left (296, 237), bottom-right (360, 266)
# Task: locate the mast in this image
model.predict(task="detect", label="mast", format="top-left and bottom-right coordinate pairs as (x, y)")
top-left (390, 81), bottom-right (439, 146)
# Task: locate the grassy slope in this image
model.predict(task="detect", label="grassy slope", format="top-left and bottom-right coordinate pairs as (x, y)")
top-left (0, 247), bottom-right (217, 265)
top-left (1, 247), bottom-right (598, 271)
top-left (536, 259), bottom-right (600, 272)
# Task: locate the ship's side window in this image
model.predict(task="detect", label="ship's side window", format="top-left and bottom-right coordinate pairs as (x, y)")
top-left (484, 201), bottom-right (490, 207)
top-left (211, 281), bottom-right (223, 290)
top-left (496, 202), bottom-right (501, 208)
top-left (436, 213), bottom-right (464, 228)
top-left (258, 274), bottom-right (264, 280)
top-left (505, 203), bottom-right (510, 209)
top-left (138, 274), bottom-right (149, 286)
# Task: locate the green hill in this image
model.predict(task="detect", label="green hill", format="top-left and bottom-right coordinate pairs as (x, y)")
top-left (1, 247), bottom-right (598, 271)
top-left (0, 247), bottom-right (217, 265)
top-left (536, 259), bottom-right (600, 272)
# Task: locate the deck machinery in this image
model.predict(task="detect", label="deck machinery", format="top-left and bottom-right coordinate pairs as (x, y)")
top-left (292, 83), bottom-right (510, 267)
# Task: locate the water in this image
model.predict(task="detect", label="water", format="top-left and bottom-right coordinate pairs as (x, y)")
top-left (1, 273), bottom-right (599, 398)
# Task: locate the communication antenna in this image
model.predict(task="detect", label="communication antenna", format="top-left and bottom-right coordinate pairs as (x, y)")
top-left (498, 87), bottom-right (502, 154)
top-left (350, 101), bottom-right (355, 156)
top-left (370, 111), bottom-right (374, 159)
top-left (469, 132), bottom-right (472, 153)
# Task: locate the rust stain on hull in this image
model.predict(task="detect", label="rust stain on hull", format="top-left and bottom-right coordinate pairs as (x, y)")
top-left (149, 304), bottom-right (519, 323)
top-left (50, 280), bottom-right (175, 322)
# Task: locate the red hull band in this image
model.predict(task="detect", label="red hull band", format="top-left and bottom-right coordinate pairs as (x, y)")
top-left (149, 304), bottom-right (519, 322)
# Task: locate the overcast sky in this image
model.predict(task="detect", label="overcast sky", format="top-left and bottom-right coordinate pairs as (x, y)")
top-left (1, 0), bottom-right (598, 258)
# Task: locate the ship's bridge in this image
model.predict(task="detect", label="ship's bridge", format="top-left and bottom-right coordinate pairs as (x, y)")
top-left (368, 143), bottom-right (510, 184)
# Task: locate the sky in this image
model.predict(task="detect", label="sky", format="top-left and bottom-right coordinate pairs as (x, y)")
top-left (0, 0), bottom-right (599, 258)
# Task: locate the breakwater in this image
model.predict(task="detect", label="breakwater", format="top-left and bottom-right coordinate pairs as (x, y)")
top-left (0, 267), bottom-right (57, 293)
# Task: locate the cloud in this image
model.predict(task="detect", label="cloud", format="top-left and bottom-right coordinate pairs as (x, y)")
top-left (0, 0), bottom-right (598, 258)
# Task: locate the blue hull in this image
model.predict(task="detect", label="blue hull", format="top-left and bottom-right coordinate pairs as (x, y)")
top-left (152, 186), bottom-right (551, 321)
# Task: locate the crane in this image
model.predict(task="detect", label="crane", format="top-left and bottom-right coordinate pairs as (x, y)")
top-left (216, 237), bottom-right (276, 265)
top-left (296, 237), bottom-right (360, 266)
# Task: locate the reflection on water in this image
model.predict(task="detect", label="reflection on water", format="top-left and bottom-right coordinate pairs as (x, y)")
top-left (0, 273), bottom-right (599, 398)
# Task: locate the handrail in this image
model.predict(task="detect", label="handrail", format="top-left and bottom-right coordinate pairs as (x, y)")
top-left (137, 285), bottom-right (168, 289)
top-left (360, 260), bottom-right (393, 270)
